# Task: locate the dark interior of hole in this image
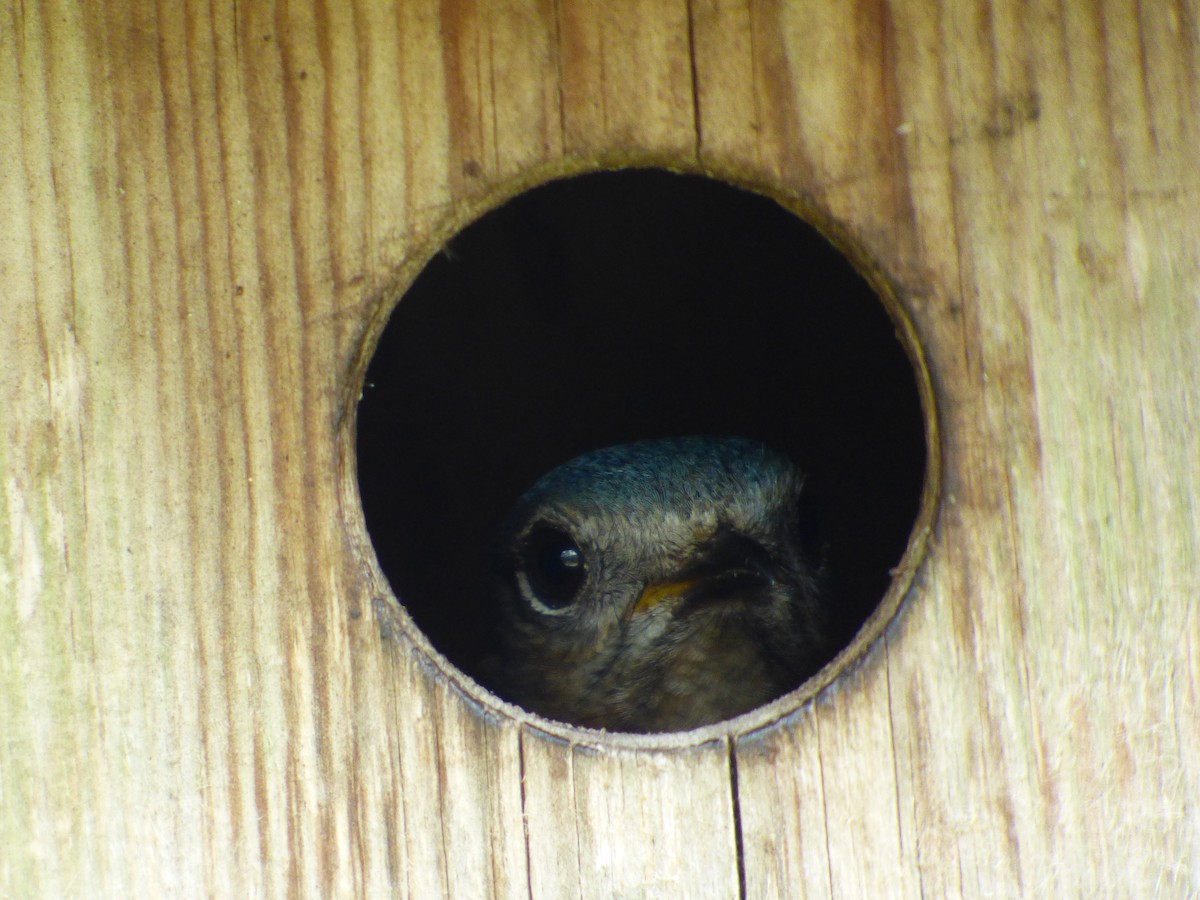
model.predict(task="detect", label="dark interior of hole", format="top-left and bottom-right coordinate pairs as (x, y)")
top-left (357, 169), bottom-right (926, 688)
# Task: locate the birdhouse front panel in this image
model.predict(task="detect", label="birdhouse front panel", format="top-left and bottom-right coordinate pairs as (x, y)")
top-left (1, 0), bottom-right (1197, 897)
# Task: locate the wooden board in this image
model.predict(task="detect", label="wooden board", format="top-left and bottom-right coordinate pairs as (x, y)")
top-left (2, 0), bottom-right (1197, 895)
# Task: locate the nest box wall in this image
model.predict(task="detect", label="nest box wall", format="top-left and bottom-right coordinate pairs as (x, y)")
top-left (2, 1), bottom-right (1197, 897)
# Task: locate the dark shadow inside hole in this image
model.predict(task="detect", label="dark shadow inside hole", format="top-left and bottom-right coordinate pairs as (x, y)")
top-left (357, 169), bottom-right (925, 699)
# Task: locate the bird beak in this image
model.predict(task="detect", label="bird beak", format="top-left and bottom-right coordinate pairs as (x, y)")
top-left (629, 562), bottom-right (775, 620)
top-left (629, 577), bottom-right (704, 618)
top-left (628, 532), bottom-right (783, 620)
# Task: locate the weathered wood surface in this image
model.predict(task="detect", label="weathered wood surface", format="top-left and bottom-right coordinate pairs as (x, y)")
top-left (2, 0), bottom-right (1197, 896)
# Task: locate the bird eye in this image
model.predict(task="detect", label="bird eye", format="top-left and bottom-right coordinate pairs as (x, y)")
top-left (521, 526), bottom-right (586, 610)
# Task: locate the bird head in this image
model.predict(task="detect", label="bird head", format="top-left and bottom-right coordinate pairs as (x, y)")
top-left (488, 437), bottom-right (829, 733)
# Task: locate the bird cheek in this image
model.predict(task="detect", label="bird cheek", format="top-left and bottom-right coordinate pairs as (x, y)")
top-left (592, 592), bottom-right (629, 637)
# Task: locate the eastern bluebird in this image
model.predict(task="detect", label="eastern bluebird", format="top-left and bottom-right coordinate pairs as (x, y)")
top-left (486, 437), bottom-right (829, 732)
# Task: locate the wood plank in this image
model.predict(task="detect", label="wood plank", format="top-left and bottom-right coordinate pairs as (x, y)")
top-left (363, 604), bottom-right (529, 899)
top-left (736, 642), bottom-right (924, 899)
top-left (557, 0), bottom-right (696, 157)
top-left (521, 729), bottom-right (741, 898)
top-left (2, 0), bottom-right (1198, 896)
top-left (716, 1), bottom-right (1200, 896)
top-left (734, 704), bottom-right (835, 899)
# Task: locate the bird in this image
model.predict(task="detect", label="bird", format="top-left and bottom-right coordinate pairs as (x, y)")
top-left (485, 436), bottom-right (830, 733)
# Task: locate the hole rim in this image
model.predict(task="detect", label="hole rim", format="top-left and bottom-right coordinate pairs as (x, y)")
top-left (338, 156), bottom-right (941, 750)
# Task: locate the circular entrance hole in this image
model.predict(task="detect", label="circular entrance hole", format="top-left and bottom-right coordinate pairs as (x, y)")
top-left (356, 168), bottom-right (929, 732)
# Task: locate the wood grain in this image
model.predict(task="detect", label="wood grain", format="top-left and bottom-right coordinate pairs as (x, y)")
top-left (521, 731), bottom-right (740, 898)
top-left (2, 0), bottom-right (1197, 896)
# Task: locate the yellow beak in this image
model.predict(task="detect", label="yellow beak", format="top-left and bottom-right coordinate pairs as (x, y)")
top-left (629, 577), bottom-right (702, 619)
